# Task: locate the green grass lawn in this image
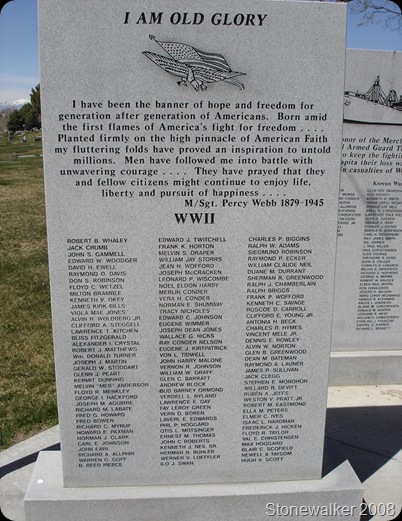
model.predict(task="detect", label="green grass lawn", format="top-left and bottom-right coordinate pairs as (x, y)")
top-left (0, 131), bottom-right (58, 450)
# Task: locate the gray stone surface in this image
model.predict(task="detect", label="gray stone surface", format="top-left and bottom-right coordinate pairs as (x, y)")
top-left (3, 386), bottom-right (400, 521)
top-left (332, 49), bottom-right (402, 355)
top-left (329, 350), bottom-right (402, 385)
top-left (0, 427), bottom-right (60, 521)
top-left (24, 447), bottom-right (363, 521)
top-left (326, 385), bottom-right (402, 521)
top-left (38, 0), bottom-right (347, 488)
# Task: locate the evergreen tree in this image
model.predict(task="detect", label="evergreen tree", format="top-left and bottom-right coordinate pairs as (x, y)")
top-left (7, 110), bottom-right (24, 132)
top-left (30, 84), bottom-right (41, 127)
top-left (6, 84), bottom-right (41, 131)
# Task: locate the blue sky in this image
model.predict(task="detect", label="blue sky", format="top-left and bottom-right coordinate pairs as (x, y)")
top-left (0, 0), bottom-right (401, 102)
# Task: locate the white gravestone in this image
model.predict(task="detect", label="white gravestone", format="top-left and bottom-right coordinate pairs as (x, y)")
top-left (26, 1), bottom-right (362, 520)
top-left (331, 49), bottom-right (402, 384)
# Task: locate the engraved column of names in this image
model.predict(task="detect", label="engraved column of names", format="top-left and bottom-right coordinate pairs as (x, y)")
top-left (158, 237), bottom-right (229, 466)
top-left (241, 236), bottom-right (320, 463)
top-left (67, 237), bottom-right (147, 469)
top-left (356, 187), bottom-right (402, 330)
top-left (337, 188), bottom-right (361, 237)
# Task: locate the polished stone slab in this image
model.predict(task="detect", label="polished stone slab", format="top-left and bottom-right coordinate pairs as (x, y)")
top-left (38, 0), bottom-right (347, 487)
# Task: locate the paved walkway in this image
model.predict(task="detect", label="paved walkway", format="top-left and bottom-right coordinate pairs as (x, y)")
top-left (1, 385), bottom-right (401, 521)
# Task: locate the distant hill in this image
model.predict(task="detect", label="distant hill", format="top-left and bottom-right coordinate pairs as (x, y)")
top-left (0, 99), bottom-right (29, 111)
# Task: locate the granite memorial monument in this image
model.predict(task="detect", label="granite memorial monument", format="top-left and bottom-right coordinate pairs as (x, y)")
top-left (25, 1), bottom-right (362, 519)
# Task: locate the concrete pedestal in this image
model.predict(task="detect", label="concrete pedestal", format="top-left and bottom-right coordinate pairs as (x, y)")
top-left (25, 444), bottom-right (363, 521)
top-left (329, 350), bottom-right (402, 385)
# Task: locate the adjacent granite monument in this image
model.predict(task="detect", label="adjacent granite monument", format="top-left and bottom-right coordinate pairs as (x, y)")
top-left (331, 49), bottom-right (402, 385)
top-left (25, 0), bottom-right (362, 519)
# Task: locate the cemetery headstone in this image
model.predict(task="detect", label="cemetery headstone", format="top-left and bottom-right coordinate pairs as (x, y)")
top-left (26, 1), bottom-right (362, 519)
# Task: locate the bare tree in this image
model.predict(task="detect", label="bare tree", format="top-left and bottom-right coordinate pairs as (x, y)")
top-left (335, 0), bottom-right (402, 33)
top-left (317, 0), bottom-right (402, 31)
top-left (349, 0), bottom-right (402, 32)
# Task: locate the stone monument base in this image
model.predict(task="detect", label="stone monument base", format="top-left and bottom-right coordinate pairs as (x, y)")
top-left (25, 444), bottom-right (363, 521)
top-left (329, 350), bottom-right (402, 385)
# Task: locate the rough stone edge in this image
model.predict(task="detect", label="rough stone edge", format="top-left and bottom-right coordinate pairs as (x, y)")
top-left (329, 350), bottom-right (402, 385)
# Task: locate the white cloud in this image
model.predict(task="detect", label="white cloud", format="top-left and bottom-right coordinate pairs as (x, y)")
top-left (1, 72), bottom-right (39, 86)
top-left (0, 74), bottom-right (39, 103)
top-left (0, 89), bottom-right (31, 103)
